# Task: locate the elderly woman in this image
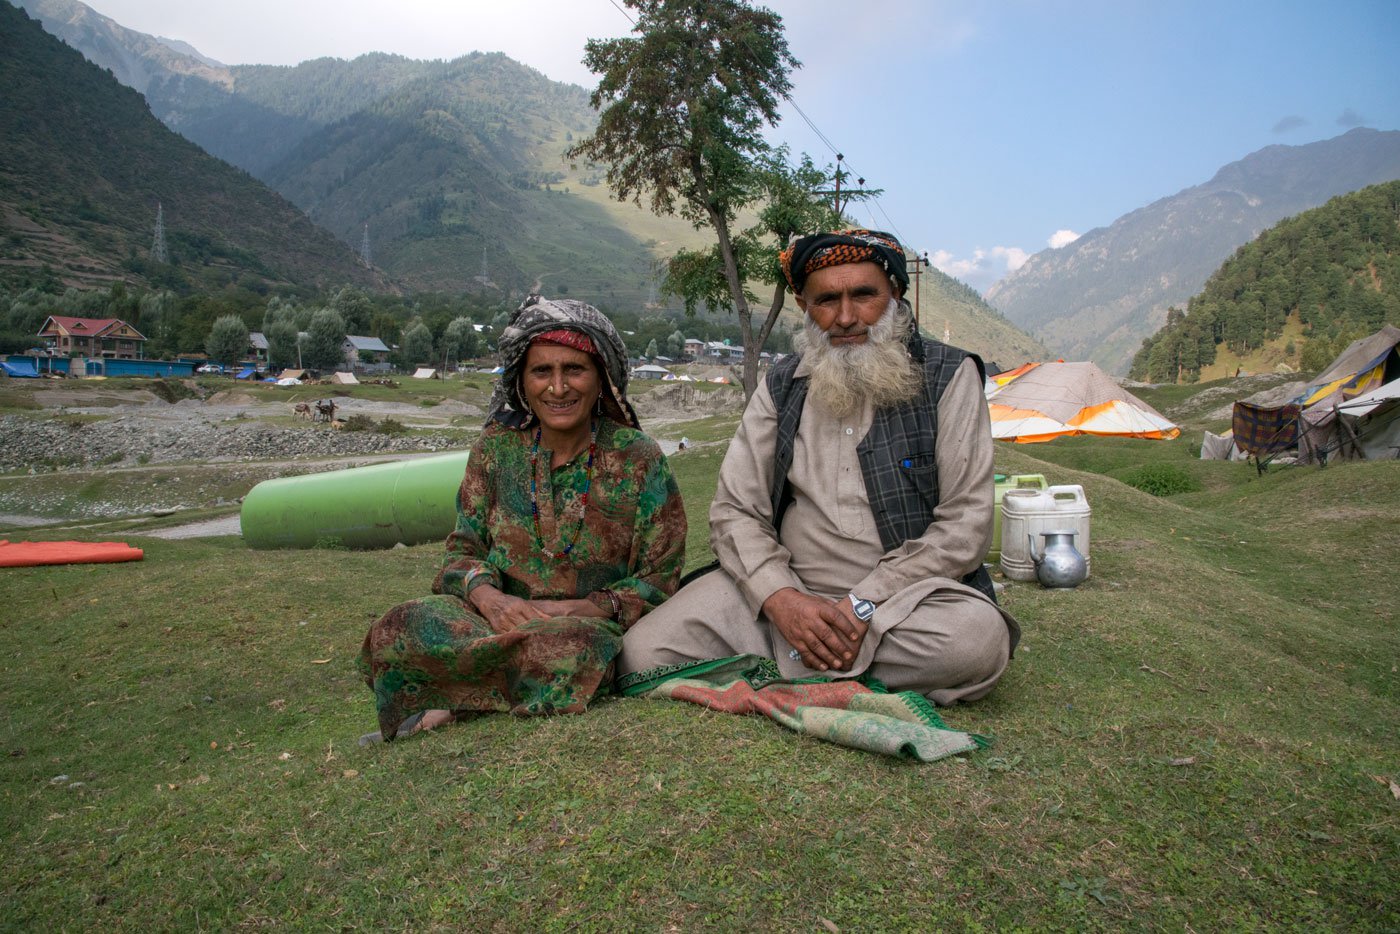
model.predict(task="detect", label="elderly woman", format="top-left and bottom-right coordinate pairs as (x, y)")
top-left (358, 296), bottom-right (687, 742)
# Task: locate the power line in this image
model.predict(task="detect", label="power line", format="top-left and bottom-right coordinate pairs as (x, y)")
top-left (606, 0), bottom-right (636, 26)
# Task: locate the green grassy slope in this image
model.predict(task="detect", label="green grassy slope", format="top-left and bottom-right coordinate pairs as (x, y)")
top-left (1, 376), bottom-right (1396, 928)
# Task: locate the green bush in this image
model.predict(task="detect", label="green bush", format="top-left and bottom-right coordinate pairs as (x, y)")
top-left (1118, 463), bottom-right (1201, 497)
top-left (373, 418), bottom-right (408, 435)
top-left (340, 414), bottom-right (375, 432)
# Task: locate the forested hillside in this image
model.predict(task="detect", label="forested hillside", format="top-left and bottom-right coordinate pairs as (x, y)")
top-left (156, 55), bottom-right (455, 176)
top-left (1129, 180), bottom-right (1400, 382)
top-left (0, 2), bottom-right (384, 294)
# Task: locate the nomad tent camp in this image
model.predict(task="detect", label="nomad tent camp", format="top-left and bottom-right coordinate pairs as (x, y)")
top-left (1232, 325), bottom-right (1400, 462)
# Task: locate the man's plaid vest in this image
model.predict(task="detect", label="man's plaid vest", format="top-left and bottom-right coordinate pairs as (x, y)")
top-left (765, 335), bottom-right (996, 603)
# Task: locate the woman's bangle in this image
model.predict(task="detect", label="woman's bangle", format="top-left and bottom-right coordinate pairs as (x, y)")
top-left (590, 588), bottom-right (621, 620)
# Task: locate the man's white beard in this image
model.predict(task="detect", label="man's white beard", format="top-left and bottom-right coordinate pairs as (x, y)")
top-left (797, 299), bottom-right (922, 419)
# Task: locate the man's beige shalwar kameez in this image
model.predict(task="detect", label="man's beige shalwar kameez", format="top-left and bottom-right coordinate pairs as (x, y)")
top-left (621, 357), bottom-right (1018, 704)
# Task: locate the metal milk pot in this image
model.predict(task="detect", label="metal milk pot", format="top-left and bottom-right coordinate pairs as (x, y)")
top-left (1028, 530), bottom-right (1088, 589)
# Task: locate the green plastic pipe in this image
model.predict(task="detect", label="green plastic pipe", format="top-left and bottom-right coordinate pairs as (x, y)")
top-left (241, 451), bottom-right (469, 549)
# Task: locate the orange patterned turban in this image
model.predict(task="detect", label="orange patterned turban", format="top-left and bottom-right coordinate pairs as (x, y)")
top-left (780, 229), bottom-right (909, 295)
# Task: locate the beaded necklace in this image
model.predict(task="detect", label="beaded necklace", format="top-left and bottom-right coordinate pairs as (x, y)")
top-left (529, 418), bottom-right (599, 560)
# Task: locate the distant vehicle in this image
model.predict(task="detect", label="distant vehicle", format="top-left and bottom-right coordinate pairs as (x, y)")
top-left (196, 364), bottom-right (224, 374)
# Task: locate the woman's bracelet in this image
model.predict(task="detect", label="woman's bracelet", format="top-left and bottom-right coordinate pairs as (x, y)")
top-left (590, 588), bottom-right (621, 620)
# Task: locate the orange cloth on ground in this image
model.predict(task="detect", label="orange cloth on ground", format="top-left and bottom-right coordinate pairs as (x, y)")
top-left (0, 540), bottom-right (144, 567)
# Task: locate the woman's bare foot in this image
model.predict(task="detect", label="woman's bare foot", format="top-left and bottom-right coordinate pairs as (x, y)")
top-left (358, 709), bottom-right (458, 746)
top-left (414, 709), bottom-right (455, 733)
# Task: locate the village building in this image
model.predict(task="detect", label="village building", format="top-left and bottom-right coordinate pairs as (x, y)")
top-left (631, 363), bottom-right (673, 381)
top-left (344, 335), bottom-right (391, 370)
top-left (703, 340), bottom-right (745, 363)
top-left (37, 316), bottom-right (147, 359)
top-left (248, 331), bottom-right (269, 365)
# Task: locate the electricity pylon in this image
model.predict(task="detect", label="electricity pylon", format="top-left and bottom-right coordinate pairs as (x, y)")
top-left (152, 202), bottom-right (168, 263)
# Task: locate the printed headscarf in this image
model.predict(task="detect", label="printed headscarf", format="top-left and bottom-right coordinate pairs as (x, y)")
top-left (779, 229), bottom-right (909, 296)
top-left (485, 295), bottom-right (640, 429)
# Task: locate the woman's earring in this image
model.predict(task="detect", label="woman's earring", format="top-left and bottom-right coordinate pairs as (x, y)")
top-left (596, 396), bottom-right (603, 416)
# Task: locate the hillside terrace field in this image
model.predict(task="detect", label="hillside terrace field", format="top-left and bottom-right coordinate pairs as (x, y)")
top-left (0, 373), bottom-right (1396, 929)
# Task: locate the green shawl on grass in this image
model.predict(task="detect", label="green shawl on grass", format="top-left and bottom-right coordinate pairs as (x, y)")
top-left (618, 655), bottom-right (990, 762)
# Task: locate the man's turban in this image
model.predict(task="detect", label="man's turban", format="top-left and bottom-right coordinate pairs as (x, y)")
top-left (780, 229), bottom-right (909, 296)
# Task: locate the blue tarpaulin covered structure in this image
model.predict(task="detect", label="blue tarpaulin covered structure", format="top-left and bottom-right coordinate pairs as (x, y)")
top-left (0, 357), bottom-right (40, 377)
top-left (236, 367), bottom-right (257, 380)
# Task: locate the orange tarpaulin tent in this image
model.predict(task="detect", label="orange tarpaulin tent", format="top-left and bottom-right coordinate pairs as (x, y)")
top-left (986, 361), bottom-right (1179, 443)
top-left (0, 540), bottom-right (144, 567)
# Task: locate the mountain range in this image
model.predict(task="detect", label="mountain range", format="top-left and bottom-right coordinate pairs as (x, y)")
top-left (986, 128), bottom-right (1400, 374)
top-left (10, 0), bottom-right (1045, 367)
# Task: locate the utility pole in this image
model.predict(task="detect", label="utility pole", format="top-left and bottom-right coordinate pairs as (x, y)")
top-left (151, 202), bottom-right (168, 264)
top-left (812, 154), bottom-right (866, 221)
top-left (911, 251), bottom-right (930, 332)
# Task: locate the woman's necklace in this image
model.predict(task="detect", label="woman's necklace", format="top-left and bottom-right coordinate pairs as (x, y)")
top-left (529, 418), bottom-right (599, 560)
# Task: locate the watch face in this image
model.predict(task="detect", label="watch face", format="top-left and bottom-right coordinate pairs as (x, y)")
top-left (850, 596), bottom-right (876, 621)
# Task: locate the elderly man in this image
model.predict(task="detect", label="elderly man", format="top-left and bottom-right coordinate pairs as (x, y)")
top-left (620, 229), bottom-right (1018, 704)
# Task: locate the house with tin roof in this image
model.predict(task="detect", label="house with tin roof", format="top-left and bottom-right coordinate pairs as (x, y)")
top-left (38, 317), bottom-right (147, 359)
top-left (344, 335), bottom-right (391, 370)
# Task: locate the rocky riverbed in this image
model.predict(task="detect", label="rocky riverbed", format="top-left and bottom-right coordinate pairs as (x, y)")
top-left (0, 412), bottom-right (467, 471)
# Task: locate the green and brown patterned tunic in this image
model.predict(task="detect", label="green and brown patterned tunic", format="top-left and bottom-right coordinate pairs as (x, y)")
top-left (359, 417), bottom-right (686, 736)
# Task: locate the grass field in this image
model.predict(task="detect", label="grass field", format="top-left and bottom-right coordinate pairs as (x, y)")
top-left (1, 381), bottom-right (1396, 929)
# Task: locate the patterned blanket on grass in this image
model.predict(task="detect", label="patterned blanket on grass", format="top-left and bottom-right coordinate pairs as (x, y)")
top-left (617, 655), bottom-right (988, 762)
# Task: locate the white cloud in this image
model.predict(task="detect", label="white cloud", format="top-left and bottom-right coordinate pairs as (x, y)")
top-left (930, 245), bottom-right (1029, 290)
top-left (1047, 229), bottom-right (1080, 249)
top-left (990, 245), bottom-right (1029, 271)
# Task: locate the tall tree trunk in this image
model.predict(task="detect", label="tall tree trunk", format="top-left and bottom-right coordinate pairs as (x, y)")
top-left (707, 204), bottom-right (760, 399)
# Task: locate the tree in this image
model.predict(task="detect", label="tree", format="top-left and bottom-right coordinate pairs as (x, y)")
top-left (137, 290), bottom-right (179, 358)
top-left (329, 286), bottom-right (373, 333)
top-left (302, 308), bottom-right (347, 371)
top-left (441, 316), bottom-right (476, 369)
top-left (644, 338), bottom-right (659, 360)
top-left (262, 295), bottom-right (299, 333)
top-left (402, 322), bottom-right (434, 367)
top-left (206, 314), bottom-right (249, 370)
top-left (568, 0), bottom-right (798, 398)
top-left (666, 328), bottom-right (685, 358)
top-left (266, 319), bottom-right (300, 370)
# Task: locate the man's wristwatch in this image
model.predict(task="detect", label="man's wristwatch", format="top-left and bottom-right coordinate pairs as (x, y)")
top-left (848, 594), bottom-right (876, 621)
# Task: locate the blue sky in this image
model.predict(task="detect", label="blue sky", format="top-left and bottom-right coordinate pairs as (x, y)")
top-left (80, 0), bottom-right (1400, 292)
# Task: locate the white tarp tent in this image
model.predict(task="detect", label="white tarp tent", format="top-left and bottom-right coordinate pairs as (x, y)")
top-left (412, 368), bottom-right (438, 379)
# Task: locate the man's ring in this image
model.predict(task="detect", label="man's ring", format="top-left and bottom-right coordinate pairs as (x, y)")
top-left (788, 649), bottom-right (801, 660)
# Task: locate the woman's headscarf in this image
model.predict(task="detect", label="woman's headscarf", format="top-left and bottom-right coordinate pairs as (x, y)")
top-left (485, 295), bottom-right (640, 429)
